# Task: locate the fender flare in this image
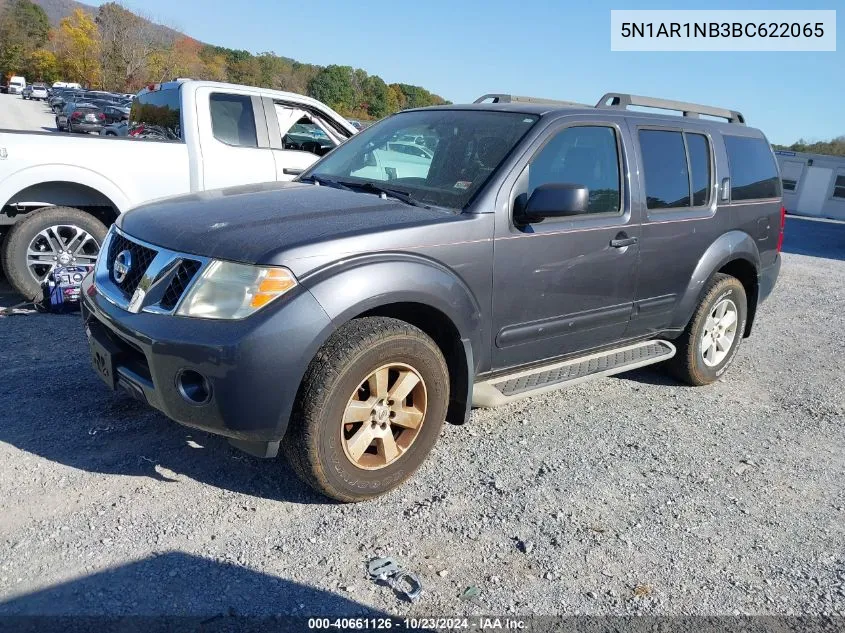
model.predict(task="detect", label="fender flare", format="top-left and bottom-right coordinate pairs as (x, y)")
top-left (0, 164), bottom-right (130, 213)
top-left (301, 253), bottom-right (484, 423)
top-left (670, 230), bottom-right (760, 330)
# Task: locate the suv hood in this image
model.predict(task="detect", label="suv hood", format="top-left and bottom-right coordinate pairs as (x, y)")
top-left (117, 181), bottom-right (455, 264)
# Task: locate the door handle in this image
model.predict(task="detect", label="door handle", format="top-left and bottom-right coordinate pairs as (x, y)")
top-left (610, 236), bottom-right (638, 248)
top-left (283, 168), bottom-right (304, 175)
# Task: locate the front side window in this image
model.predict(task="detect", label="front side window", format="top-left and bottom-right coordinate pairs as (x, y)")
top-left (209, 93), bottom-right (257, 148)
top-left (129, 87), bottom-right (182, 141)
top-left (302, 110), bottom-right (539, 209)
top-left (526, 126), bottom-right (621, 214)
top-left (724, 135), bottom-right (781, 200)
top-left (276, 105), bottom-right (336, 157)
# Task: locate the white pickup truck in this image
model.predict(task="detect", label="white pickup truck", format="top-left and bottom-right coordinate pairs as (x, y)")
top-left (0, 79), bottom-right (357, 298)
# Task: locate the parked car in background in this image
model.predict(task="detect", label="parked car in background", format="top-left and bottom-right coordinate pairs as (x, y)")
top-left (79, 91), bottom-right (783, 502)
top-left (67, 105), bottom-right (106, 134)
top-left (100, 121), bottom-right (128, 136)
top-left (7, 76), bottom-right (26, 95)
top-left (101, 104), bottom-right (130, 124)
top-left (21, 85), bottom-right (33, 99)
top-left (27, 83), bottom-right (48, 101)
top-left (0, 79), bottom-right (356, 298)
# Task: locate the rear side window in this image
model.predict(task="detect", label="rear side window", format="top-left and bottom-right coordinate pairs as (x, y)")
top-left (639, 130), bottom-right (689, 208)
top-left (130, 88), bottom-right (182, 141)
top-left (724, 135), bottom-right (780, 200)
top-left (834, 174), bottom-right (845, 199)
top-left (687, 134), bottom-right (711, 206)
top-left (210, 93), bottom-right (257, 148)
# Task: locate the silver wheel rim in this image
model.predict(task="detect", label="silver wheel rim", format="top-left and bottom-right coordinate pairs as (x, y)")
top-left (26, 224), bottom-right (100, 284)
top-left (700, 298), bottom-right (738, 367)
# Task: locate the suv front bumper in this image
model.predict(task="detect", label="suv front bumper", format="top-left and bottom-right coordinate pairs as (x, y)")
top-left (80, 273), bottom-right (333, 446)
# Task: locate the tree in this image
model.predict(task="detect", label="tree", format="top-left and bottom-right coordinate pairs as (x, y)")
top-left (27, 48), bottom-right (58, 82)
top-left (54, 9), bottom-right (101, 87)
top-left (0, 0), bottom-right (49, 77)
top-left (96, 2), bottom-right (166, 91)
top-left (387, 84), bottom-right (406, 113)
top-left (307, 65), bottom-right (355, 113)
top-left (363, 75), bottom-right (390, 119)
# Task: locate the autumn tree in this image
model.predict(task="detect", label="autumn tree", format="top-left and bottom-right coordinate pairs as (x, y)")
top-left (28, 48), bottom-right (58, 82)
top-left (53, 9), bottom-right (101, 88)
top-left (97, 2), bottom-right (167, 91)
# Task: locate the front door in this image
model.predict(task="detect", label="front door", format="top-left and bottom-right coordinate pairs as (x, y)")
top-left (491, 120), bottom-right (640, 370)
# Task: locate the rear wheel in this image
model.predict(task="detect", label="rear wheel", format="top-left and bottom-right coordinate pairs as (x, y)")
top-left (667, 273), bottom-right (747, 386)
top-left (1, 207), bottom-right (107, 299)
top-left (283, 317), bottom-right (449, 502)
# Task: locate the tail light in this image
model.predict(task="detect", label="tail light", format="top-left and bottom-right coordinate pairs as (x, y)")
top-left (776, 205), bottom-right (786, 253)
top-left (71, 111), bottom-right (82, 119)
top-left (97, 112), bottom-right (105, 120)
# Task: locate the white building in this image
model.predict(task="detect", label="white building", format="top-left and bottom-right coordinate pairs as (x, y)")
top-left (776, 150), bottom-right (845, 220)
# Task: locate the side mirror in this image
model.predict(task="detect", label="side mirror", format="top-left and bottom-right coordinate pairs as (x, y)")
top-left (519, 183), bottom-right (589, 223)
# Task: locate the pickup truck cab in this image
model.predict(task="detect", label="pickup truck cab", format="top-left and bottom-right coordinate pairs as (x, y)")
top-left (81, 92), bottom-right (783, 502)
top-left (0, 79), bottom-right (356, 298)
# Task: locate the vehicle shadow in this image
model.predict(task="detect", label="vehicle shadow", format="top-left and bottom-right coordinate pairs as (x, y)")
top-left (40, 126), bottom-right (58, 133)
top-left (614, 365), bottom-right (679, 387)
top-left (782, 215), bottom-right (845, 261)
top-left (0, 550), bottom-right (384, 620)
top-left (0, 313), bottom-right (331, 505)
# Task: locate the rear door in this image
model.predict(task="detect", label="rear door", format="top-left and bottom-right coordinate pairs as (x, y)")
top-left (195, 88), bottom-right (276, 189)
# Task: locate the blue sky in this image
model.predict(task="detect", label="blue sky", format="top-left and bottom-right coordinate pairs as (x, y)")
top-left (92, 0), bottom-right (842, 145)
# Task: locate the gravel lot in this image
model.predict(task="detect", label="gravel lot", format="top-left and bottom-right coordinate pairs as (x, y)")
top-left (0, 217), bottom-right (843, 620)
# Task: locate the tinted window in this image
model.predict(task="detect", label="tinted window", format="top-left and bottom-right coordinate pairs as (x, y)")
top-left (639, 130), bottom-right (689, 209)
top-left (687, 133), bottom-right (711, 206)
top-left (210, 93), bottom-right (257, 148)
top-left (305, 110), bottom-right (538, 209)
top-left (724, 135), bottom-right (780, 200)
top-left (130, 88), bottom-right (182, 141)
top-left (834, 175), bottom-right (845, 199)
top-left (527, 126), bottom-right (621, 214)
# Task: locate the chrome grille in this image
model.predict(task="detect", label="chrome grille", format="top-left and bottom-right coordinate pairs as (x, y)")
top-left (107, 232), bottom-right (157, 296)
top-left (159, 259), bottom-right (202, 311)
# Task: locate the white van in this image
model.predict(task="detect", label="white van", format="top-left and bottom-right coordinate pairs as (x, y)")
top-left (8, 76), bottom-right (26, 94)
top-left (52, 81), bottom-right (82, 89)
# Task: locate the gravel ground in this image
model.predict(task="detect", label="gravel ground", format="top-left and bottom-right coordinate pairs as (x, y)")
top-left (0, 92), bottom-right (57, 132)
top-left (0, 217), bottom-right (843, 620)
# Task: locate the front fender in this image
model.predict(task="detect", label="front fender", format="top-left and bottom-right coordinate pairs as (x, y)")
top-left (670, 230), bottom-right (760, 330)
top-left (302, 252), bottom-right (485, 370)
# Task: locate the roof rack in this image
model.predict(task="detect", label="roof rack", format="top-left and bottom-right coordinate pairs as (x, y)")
top-left (473, 94), bottom-right (588, 107)
top-left (596, 93), bottom-right (745, 125)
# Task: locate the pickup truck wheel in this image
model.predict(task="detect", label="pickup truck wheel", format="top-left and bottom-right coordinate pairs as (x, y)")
top-left (1, 207), bottom-right (107, 300)
top-left (667, 273), bottom-right (747, 386)
top-left (283, 317), bottom-right (449, 502)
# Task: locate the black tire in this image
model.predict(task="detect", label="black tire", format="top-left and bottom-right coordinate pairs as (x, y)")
top-left (283, 317), bottom-right (449, 502)
top-left (1, 207), bottom-right (108, 299)
top-left (667, 273), bottom-right (747, 386)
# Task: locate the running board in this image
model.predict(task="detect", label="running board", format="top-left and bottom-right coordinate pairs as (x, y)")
top-left (472, 340), bottom-right (676, 407)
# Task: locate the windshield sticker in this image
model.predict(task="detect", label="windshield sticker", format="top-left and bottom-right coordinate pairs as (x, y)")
top-left (454, 181), bottom-right (472, 190)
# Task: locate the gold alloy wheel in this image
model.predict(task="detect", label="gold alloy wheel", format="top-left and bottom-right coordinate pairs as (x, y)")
top-left (341, 362), bottom-right (428, 470)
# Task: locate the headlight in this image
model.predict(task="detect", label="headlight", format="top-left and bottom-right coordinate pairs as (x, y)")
top-left (176, 260), bottom-right (297, 320)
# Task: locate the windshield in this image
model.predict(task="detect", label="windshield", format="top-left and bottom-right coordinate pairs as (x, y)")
top-left (302, 109), bottom-right (539, 209)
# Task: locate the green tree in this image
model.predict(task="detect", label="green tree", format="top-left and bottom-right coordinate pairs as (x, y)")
top-left (0, 0), bottom-right (49, 77)
top-left (363, 74), bottom-right (390, 118)
top-left (307, 64), bottom-right (355, 113)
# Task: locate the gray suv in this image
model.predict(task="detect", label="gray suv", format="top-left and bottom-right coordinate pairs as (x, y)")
top-left (81, 92), bottom-right (783, 501)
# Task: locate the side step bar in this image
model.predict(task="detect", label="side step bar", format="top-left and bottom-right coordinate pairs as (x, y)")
top-left (472, 340), bottom-right (676, 407)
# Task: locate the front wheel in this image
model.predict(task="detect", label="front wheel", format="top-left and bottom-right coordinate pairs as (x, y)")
top-left (667, 273), bottom-right (747, 386)
top-left (283, 317), bottom-right (449, 502)
top-left (1, 207), bottom-right (107, 299)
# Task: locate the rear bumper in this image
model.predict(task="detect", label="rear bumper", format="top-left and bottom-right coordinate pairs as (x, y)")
top-left (71, 122), bottom-right (104, 133)
top-left (80, 274), bottom-right (334, 443)
top-left (758, 253), bottom-right (781, 305)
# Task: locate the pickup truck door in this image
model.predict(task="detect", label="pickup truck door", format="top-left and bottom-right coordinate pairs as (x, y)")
top-left (491, 119), bottom-right (640, 370)
top-left (196, 89), bottom-right (277, 189)
top-left (262, 99), bottom-right (350, 180)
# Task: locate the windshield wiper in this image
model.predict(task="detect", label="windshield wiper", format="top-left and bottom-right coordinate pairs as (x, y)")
top-left (339, 181), bottom-right (431, 209)
top-left (299, 174), bottom-right (352, 191)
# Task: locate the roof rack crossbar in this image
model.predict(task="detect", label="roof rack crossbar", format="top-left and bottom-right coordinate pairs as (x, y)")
top-left (596, 93), bottom-right (745, 125)
top-left (473, 93), bottom-right (588, 107)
